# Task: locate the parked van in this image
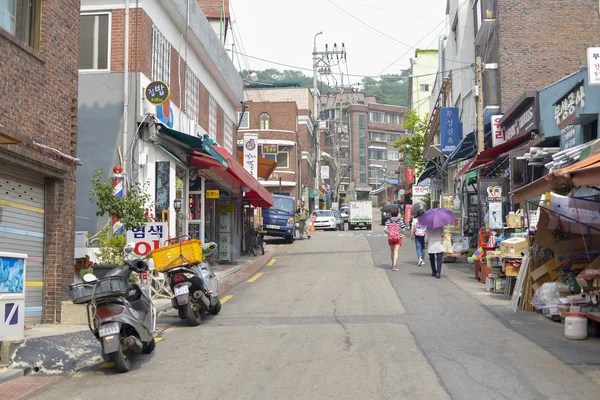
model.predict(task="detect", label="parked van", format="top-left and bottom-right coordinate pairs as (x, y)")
top-left (262, 194), bottom-right (296, 243)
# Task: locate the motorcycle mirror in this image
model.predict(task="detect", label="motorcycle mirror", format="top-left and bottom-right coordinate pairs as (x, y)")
top-left (124, 242), bottom-right (135, 254)
top-left (83, 273), bottom-right (98, 283)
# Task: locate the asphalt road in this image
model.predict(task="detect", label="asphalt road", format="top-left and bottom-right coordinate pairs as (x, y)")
top-left (32, 214), bottom-right (599, 399)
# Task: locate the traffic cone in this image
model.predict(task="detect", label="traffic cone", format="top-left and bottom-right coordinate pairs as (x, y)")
top-left (309, 219), bottom-right (316, 232)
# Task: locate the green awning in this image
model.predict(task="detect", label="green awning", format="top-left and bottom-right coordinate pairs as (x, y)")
top-left (466, 170), bottom-right (478, 185)
top-left (158, 125), bottom-right (227, 168)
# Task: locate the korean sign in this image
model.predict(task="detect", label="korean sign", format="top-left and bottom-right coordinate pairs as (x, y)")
top-left (555, 84), bottom-right (585, 129)
top-left (243, 133), bottom-right (258, 179)
top-left (587, 47), bottom-right (600, 86)
top-left (491, 115), bottom-right (506, 147)
top-left (206, 190), bottom-right (220, 199)
top-left (504, 106), bottom-right (535, 141)
top-left (126, 222), bottom-right (168, 257)
top-left (405, 168), bottom-right (415, 185)
top-left (561, 125), bottom-right (577, 150)
top-left (440, 108), bottom-right (463, 154)
top-left (321, 165), bottom-right (330, 180)
top-left (145, 81), bottom-right (171, 106)
top-left (262, 144), bottom-right (278, 154)
top-left (413, 186), bottom-right (429, 196)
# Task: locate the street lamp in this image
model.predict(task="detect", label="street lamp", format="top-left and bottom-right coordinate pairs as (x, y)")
top-left (173, 198), bottom-right (182, 237)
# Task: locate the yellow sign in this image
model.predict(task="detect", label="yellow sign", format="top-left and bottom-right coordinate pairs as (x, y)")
top-left (226, 203), bottom-right (235, 213)
top-left (262, 144), bottom-right (278, 154)
top-left (206, 190), bottom-right (220, 199)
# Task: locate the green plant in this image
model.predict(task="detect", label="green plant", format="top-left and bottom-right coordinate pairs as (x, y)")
top-left (420, 193), bottom-right (432, 211)
top-left (128, 273), bottom-right (139, 283)
top-left (80, 267), bottom-right (94, 278)
top-left (88, 226), bottom-right (127, 265)
top-left (89, 169), bottom-right (152, 231)
top-left (394, 110), bottom-right (429, 176)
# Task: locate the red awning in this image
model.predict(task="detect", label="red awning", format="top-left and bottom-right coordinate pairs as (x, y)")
top-left (188, 151), bottom-right (225, 169)
top-left (212, 147), bottom-right (274, 208)
top-left (472, 132), bottom-right (533, 168)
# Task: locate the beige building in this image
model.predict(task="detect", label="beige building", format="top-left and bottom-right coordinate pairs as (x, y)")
top-left (409, 49), bottom-right (439, 119)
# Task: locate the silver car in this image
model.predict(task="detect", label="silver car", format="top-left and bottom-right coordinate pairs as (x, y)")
top-left (332, 211), bottom-right (345, 231)
top-left (311, 210), bottom-right (337, 230)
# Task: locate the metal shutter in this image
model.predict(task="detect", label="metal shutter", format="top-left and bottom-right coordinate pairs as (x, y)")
top-left (0, 169), bottom-right (45, 325)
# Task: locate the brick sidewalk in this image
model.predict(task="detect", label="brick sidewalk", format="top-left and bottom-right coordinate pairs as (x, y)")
top-left (218, 247), bottom-right (275, 294)
top-left (0, 376), bottom-right (63, 400)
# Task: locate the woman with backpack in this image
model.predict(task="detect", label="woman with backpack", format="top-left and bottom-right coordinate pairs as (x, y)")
top-left (410, 209), bottom-right (427, 266)
top-left (384, 207), bottom-right (406, 271)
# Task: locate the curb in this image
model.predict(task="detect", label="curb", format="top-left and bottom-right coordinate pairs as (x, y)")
top-left (218, 246), bottom-right (277, 295)
top-left (0, 368), bottom-right (23, 385)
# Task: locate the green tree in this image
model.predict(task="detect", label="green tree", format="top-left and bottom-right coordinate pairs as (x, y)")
top-left (361, 68), bottom-right (411, 106)
top-left (393, 110), bottom-right (429, 176)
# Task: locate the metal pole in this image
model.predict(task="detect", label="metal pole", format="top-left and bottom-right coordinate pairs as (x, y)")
top-left (313, 31), bottom-right (322, 211)
top-left (279, 177), bottom-right (282, 194)
top-left (200, 176), bottom-right (206, 243)
top-left (476, 56), bottom-right (485, 154)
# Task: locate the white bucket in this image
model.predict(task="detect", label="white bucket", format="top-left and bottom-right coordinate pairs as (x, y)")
top-left (565, 312), bottom-right (588, 340)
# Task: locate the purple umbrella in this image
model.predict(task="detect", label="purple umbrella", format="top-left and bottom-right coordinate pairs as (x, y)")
top-left (419, 208), bottom-right (454, 229)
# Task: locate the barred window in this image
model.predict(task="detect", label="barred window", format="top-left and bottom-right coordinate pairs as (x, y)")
top-left (209, 95), bottom-right (217, 141)
top-left (185, 66), bottom-right (199, 123)
top-left (224, 115), bottom-right (234, 154)
top-left (152, 25), bottom-right (170, 85)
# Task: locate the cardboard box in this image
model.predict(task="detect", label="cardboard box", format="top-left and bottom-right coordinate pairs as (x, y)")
top-left (531, 258), bottom-right (559, 283)
top-left (500, 237), bottom-right (529, 257)
top-left (505, 264), bottom-right (520, 277)
top-left (506, 214), bottom-right (522, 228)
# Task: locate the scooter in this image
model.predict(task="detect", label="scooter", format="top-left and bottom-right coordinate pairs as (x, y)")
top-left (70, 244), bottom-right (156, 373)
top-left (164, 241), bottom-right (222, 326)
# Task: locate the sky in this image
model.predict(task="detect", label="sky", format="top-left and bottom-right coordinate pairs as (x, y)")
top-left (231, 0), bottom-right (449, 85)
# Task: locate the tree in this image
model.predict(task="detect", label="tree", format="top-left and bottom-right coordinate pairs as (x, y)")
top-left (361, 68), bottom-right (411, 106)
top-left (393, 110), bottom-right (429, 176)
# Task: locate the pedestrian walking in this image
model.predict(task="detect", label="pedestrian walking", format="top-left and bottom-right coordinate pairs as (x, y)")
top-left (425, 227), bottom-right (445, 278)
top-left (410, 209), bottom-right (427, 266)
top-left (384, 207), bottom-right (405, 271)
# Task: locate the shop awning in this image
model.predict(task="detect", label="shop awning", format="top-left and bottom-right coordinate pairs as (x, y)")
top-left (417, 158), bottom-right (441, 184)
top-left (210, 146), bottom-right (274, 208)
top-left (237, 152), bottom-right (277, 181)
top-left (510, 152), bottom-right (600, 203)
top-left (470, 132), bottom-right (533, 168)
top-left (456, 158), bottom-right (494, 181)
top-left (159, 125), bottom-right (227, 168)
top-left (188, 151), bottom-right (225, 170)
top-left (441, 131), bottom-right (476, 170)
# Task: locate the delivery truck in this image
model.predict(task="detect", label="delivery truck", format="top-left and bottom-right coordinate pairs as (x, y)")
top-left (348, 201), bottom-right (373, 230)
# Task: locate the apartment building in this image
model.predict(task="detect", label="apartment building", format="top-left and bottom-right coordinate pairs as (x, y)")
top-left (0, 0), bottom-right (80, 324)
top-left (409, 49), bottom-right (438, 119)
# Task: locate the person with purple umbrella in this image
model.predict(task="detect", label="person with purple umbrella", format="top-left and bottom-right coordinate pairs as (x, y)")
top-left (419, 208), bottom-right (454, 279)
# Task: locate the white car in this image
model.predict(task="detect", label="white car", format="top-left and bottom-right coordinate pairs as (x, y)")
top-left (311, 210), bottom-right (337, 230)
top-left (340, 206), bottom-right (349, 222)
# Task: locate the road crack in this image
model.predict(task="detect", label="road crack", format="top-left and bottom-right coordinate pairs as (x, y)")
top-left (332, 297), bottom-right (353, 351)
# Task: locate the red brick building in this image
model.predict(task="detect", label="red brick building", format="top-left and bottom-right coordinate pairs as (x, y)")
top-left (0, 0), bottom-right (81, 324)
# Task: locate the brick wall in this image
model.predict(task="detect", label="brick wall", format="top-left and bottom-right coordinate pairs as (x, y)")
top-left (497, 0), bottom-right (600, 109)
top-left (196, 0), bottom-right (230, 19)
top-left (110, 8), bottom-right (153, 77)
top-left (0, 0), bottom-right (80, 323)
top-left (243, 101), bottom-right (298, 131)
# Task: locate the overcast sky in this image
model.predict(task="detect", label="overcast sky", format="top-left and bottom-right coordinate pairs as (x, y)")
top-left (231, 0), bottom-right (449, 85)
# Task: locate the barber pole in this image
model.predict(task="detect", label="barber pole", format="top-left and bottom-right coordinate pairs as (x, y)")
top-left (112, 165), bottom-right (124, 234)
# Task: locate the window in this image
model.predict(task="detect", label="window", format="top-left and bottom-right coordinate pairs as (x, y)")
top-left (236, 111), bottom-right (249, 129)
top-left (209, 95), bottom-right (217, 141)
top-left (387, 114), bottom-right (401, 124)
top-left (224, 115), bottom-right (234, 154)
top-left (389, 133), bottom-right (401, 142)
top-left (265, 152), bottom-right (289, 169)
top-left (359, 115), bottom-right (367, 183)
top-left (420, 84), bottom-right (429, 92)
top-left (185, 66), bottom-right (199, 122)
top-left (368, 149), bottom-right (386, 160)
top-left (369, 131), bottom-right (387, 142)
top-left (388, 151), bottom-right (400, 161)
top-left (0, 0), bottom-right (41, 49)
top-left (483, 64), bottom-right (499, 107)
top-left (79, 13), bottom-right (110, 70)
top-left (369, 112), bottom-right (385, 123)
top-left (152, 25), bottom-right (170, 85)
top-left (259, 112), bottom-right (271, 130)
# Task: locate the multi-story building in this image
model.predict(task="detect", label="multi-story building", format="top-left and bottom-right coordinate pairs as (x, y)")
top-left (236, 100), bottom-right (302, 199)
top-left (76, 0), bottom-right (268, 263)
top-left (243, 85), bottom-right (317, 206)
top-left (0, 0), bottom-right (80, 324)
top-left (320, 92), bottom-right (406, 203)
top-left (410, 49), bottom-right (438, 119)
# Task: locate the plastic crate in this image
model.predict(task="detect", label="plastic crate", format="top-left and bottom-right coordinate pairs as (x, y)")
top-left (150, 240), bottom-right (203, 272)
top-left (70, 276), bottom-right (129, 304)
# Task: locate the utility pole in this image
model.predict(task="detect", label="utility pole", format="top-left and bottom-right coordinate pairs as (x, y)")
top-left (313, 34), bottom-right (346, 211)
top-left (475, 56), bottom-right (485, 154)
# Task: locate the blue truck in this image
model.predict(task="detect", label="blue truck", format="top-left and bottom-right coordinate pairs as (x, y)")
top-left (262, 194), bottom-right (296, 243)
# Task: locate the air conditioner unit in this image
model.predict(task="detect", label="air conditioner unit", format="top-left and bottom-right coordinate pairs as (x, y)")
top-left (319, 120), bottom-right (329, 129)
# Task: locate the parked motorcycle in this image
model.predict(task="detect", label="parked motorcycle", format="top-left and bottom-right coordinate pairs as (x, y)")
top-left (162, 240), bottom-right (222, 326)
top-left (69, 244), bottom-right (156, 373)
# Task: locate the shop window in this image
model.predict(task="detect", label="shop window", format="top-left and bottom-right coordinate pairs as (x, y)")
top-left (259, 112), bottom-right (271, 130)
top-left (79, 13), bottom-right (110, 70)
top-left (1, 0), bottom-right (41, 49)
top-left (512, 158), bottom-right (525, 187)
top-left (152, 24), bottom-right (170, 85)
top-left (583, 118), bottom-right (598, 143)
top-left (265, 152), bottom-right (289, 169)
top-left (236, 111), bottom-right (249, 129)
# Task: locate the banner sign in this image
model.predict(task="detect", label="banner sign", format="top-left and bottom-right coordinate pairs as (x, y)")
top-left (321, 165), bottom-right (330, 180)
top-left (440, 107), bottom-right (463, 155)
top-left (405, 168), bottom-right (415, 184)
top-left (404, 204), bottom-right (412, 224)
top-left (413, 186), bottom-right (430, 196)
top-left (243, 133), bottom-right (258, 179)
top-left (587, 47), bottom-right (600, 86)
top-left (491, 115), bottom-right (506, 147)
top-left (126, 222), bottom-right (168, 257)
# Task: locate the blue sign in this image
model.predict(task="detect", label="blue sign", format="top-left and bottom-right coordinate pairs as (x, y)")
top-left (440, 107), bottom-right (463, 155)
top-left (0, 257), bottom-right (24, 293)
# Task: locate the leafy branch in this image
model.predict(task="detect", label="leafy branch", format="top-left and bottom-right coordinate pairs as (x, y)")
top-left (394, 110), bottom-right (429, 176)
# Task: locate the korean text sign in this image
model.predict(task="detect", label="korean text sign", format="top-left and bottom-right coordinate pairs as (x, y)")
top-left (126, 222), bottom-right (168, 257)
top-left (243, 133), bottom-right (258, 179)
top-left (440, 108), bottom-right (463, 155)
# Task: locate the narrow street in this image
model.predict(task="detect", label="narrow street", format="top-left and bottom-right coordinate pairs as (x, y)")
top-left (28, 214), bottom-right (599, 400)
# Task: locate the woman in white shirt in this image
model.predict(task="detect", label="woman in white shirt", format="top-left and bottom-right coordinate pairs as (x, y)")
top-left (425, 227), bottom-right (445, 278)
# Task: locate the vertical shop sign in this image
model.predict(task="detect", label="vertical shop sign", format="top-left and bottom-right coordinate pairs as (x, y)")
top-left (478, 179), bottom-right (508, 230)
top-left (491, 115), bottom-right (506, 147)
top-left (440, 108), bottom-right (463, 154)
top-left (405, 168), bottom-right (415, 185)
top-left (404, 204), bottom-right (413, 224)
top-left (216, 200), bottom-right (233, 262)
top-left (442, 194), bottom-right (463, 254)
top-left (243, 133), bottom-right (258, 179)
top-left (587, 47), bottom-right (600, 86)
